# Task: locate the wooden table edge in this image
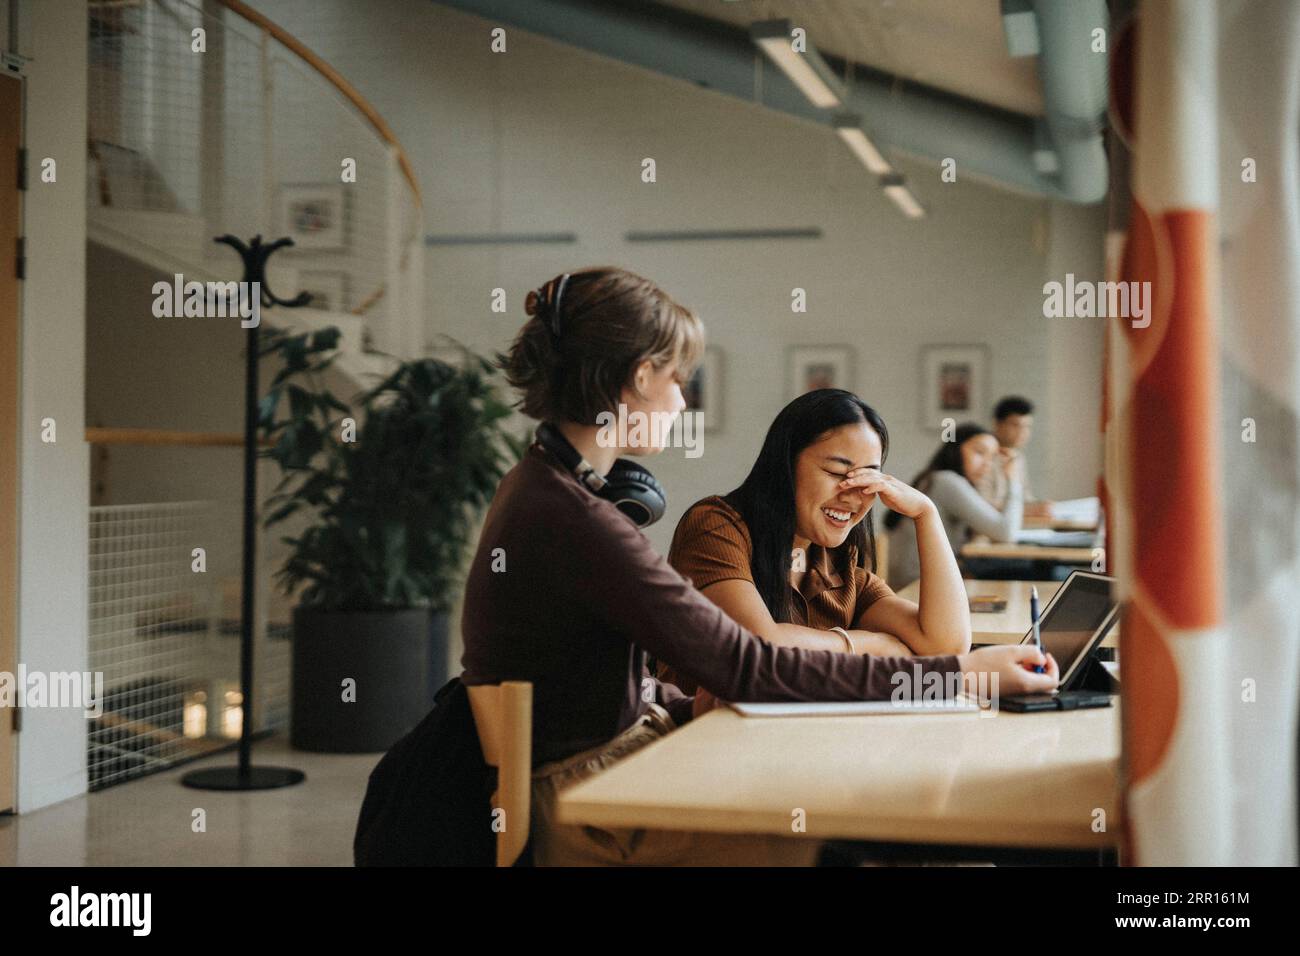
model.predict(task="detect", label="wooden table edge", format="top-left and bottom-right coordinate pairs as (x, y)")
top-left (555, 798), bottom-right (1122, 851)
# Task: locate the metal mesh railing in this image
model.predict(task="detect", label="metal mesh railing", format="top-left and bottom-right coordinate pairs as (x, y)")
top-left (88, 500), bottom-right (293, 789)
top-left (87, 0), bottom-right (423, 354)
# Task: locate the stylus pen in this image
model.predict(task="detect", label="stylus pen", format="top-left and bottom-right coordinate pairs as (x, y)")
top-left (1031, 586), bottom-right (1044, 673)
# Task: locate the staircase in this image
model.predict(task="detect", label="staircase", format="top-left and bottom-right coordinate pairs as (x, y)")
top-left (87, 0), bottom-right (424, 386)
top-left (81, 0), bottom-right (426, 786)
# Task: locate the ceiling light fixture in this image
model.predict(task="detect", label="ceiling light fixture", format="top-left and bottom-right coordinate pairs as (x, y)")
top-left (833, 113), bottom-right (892, 176)
top-left (749, 19), bottom-right (845, 110)
top-left (881, 173), bottom-right (926, 219)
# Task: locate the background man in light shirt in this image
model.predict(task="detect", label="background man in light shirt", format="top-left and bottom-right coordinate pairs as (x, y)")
top-left (977, 396), bottom-right (1053, 519)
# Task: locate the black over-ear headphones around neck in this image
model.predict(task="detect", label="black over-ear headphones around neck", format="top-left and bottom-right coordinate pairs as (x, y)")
top-left (535, 422), bottom-right (667, 528)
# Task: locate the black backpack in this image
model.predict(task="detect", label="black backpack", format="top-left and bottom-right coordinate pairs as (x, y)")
top-left (353, 677), bottom-right (500, 866)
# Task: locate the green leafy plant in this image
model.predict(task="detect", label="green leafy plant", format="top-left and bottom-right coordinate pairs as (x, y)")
top-left (257, 326), bottom-right (524, 612)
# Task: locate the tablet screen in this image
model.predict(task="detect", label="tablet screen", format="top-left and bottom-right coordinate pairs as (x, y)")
top-left (1024, 574), bottom-right (1116, 685)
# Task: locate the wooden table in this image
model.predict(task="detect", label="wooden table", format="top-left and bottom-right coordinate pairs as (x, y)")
top-left (896, 578), bottom-right (1117, 648)
top-left (961, 540), bottom-right (1102, 564)
top-left (557, 704), bottom-right (1121, 852)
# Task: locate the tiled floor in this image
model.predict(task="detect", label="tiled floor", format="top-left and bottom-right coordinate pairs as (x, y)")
top-left (0, 736), bottom-right (379, 865)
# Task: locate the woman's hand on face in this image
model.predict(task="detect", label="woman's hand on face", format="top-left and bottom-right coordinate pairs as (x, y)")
top-left (840, 468), bottom-right (933, 520)
top-left (999, 448), bottom-right (1021, 481)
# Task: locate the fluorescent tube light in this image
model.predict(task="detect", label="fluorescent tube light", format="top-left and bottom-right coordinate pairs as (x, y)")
top-left (881, 174), bottom-right (926, 219)
top-left (833, 113), bottom-right (892, 175)
top-left (750, 19), bottom-right (845, 109)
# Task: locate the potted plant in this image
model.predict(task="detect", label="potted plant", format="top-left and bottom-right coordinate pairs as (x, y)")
top-left (258, 326), bottom-right (522, 752)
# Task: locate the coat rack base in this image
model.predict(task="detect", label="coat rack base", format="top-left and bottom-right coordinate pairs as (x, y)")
top-left (181, 766), bottom-right (306, 791)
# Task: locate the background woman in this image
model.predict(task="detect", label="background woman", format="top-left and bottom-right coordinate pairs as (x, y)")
top-left (884, 423), bottom-right (1023, 587)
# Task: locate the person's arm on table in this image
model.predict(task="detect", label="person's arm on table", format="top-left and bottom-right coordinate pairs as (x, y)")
top-left (669, 502), bottom-right (910, 658)
top-left (688, 578), bottom-right (906, 717)
top-left (1003, 451), bottom-right (1055, 517)
top-left (650, 672), bottom-right (695, 726)
top-left (959, 645), bottom-right (1060, 702)
top-left (949, 459), bottom-right (1025, 542)
top-left (584, 499), bottom-right (1057, 707)
top-left (698, 578), bottom-right (911, 656)
top-left (693, 642), bottom-right (1061, 715)
top-left (588, 505), bottom-right (958, 705)
top-left (1013, 452), bottom-right (1055, 518)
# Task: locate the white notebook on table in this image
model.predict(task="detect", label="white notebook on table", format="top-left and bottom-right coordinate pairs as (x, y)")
top-left (728, 697), bottom-right (980, 718)
top-left (1015, 528), bottom-right (1099, 547)
top-left (1049, 496), bottom-right (1101, 524)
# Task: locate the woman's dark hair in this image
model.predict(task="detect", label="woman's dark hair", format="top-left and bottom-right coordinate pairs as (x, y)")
top-left (723, 389), bottom-right (889, 625)
top-left (496, 266), bottom-right (704, 424)
top-left (882, 422), bottom-right (993, 530)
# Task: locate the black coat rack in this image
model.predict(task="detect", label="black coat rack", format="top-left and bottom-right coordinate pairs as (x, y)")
top-left (182, 235), bottom-right (310, 791)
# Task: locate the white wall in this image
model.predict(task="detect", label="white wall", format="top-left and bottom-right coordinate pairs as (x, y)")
top-left (16, 0), bottom-right (90, 812)
top-left (1044, 198), bottom-right (1108, 499)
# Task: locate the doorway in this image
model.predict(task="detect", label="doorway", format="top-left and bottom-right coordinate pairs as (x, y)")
top-left (0, 70), bottom-right (23, 813)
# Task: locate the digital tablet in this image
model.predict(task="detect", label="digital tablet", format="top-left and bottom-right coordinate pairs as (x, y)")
top-left (1019, 571), bottom-right (1120, 691)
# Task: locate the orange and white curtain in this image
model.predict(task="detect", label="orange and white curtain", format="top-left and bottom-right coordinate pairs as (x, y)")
top-left (1108, 0), bottom-right (1300, 866)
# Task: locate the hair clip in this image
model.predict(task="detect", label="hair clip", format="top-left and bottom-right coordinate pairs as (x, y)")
top-left (541, 273), bottom-right (571, 342)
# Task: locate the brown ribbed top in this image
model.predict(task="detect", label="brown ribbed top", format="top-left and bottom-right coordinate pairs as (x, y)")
top-left (663, 496), bottom-right (894, 694)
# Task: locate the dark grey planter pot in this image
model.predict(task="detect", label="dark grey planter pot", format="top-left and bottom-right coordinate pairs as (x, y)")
top-left (290, 607), bottom-right (449, 753)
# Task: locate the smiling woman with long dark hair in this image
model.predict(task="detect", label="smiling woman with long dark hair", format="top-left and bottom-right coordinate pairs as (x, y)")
top-left (661, 389), bottom-right (973, 708)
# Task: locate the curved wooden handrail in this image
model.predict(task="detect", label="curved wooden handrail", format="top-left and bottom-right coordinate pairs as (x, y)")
top-left (351, 284), bottom-right (385, 316)
top-left (87, 427), bottom-right (274, 448)
top-left (213, 0), bottom-right (422, 207)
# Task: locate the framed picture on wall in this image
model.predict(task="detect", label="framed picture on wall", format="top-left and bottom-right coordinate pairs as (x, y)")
top-left (298, 270), bottom-right (348, 312)
top-left (683, 346), bottom-right (723, 431)
top-left (920, 345), bottom-right (989, 427)
top-left (787, 345), bottom-right (854, 400)
top-left (278, 184), bottom-right (348, 251)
